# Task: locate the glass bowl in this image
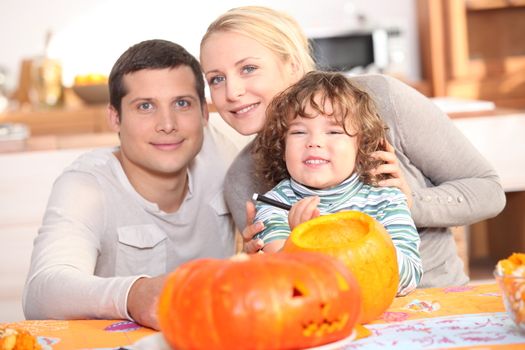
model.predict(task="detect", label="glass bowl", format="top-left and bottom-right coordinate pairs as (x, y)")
top-left (494, 270), bottom-right (525, 333)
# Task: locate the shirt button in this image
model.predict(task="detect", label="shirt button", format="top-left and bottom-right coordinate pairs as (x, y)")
top-left (447, 196), bottom-right (453, 203)
top-left (457, 196), bottom-right (464, 203)
top-left (424, 195), bottom-right (432, 202)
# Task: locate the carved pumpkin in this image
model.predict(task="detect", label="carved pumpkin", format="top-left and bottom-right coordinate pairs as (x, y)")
top-left (158, 252), bottom-right (361, 350)
top-left (283, 210), bottom-right (399, 323)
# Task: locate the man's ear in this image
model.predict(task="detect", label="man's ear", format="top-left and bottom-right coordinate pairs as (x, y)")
top-left (107, 104), bottom-right (121, 132)
top-left (201, 102), bottom-right (209, 126)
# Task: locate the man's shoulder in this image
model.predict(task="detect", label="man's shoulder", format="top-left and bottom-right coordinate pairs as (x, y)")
top-left (58, 147), bottom-right (121, 190)
top-left (65, 147), bottom-right (117, 173)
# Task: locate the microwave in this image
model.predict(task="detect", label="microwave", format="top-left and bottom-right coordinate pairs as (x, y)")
top-left (309, 28), bottom-right (400, 73)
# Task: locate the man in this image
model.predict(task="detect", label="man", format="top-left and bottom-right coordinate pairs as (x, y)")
top-left (23, 40), bottom-right (236, 329)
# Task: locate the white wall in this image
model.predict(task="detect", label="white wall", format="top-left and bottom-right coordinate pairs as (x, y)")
top-left (0, 0), bottom-right (419, 91)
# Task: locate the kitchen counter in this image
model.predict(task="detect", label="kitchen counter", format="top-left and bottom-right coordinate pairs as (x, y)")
top-left (451, 111), bottom-right (525, 192)
top-left (0, 104), bottom-right (110, 137)
top-left (0, 132), bottom-right (119, 153)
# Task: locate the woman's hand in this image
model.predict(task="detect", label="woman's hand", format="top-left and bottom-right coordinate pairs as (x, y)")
top-left (241, 201), bottom-right (264, 254)
top-left (371, 140), bottom-right (413, 208)
top-left (288, 196), bottom-right (321, 230)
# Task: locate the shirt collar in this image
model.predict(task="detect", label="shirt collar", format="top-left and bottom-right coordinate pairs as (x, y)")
top-left (289, 173), bottom-right (363, 207)
top-left (110, 149), bottom-right (193, 215)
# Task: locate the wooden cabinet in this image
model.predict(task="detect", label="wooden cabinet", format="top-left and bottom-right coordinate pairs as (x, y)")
top-left (0, 105), bottom-right (110, 136)
top-left (417, 0), bottom-right (525, 108)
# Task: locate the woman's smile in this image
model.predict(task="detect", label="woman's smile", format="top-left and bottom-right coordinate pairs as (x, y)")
top-left (230, 102), bottom-right (260, 116)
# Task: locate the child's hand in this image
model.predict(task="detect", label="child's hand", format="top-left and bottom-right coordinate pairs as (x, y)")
top-left (371, 140), bottom-right (413, 208)
top-left (288, 196), bottom-right (321, 230)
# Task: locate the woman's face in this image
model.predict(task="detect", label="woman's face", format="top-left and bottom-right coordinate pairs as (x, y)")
top-left (200, 31), bottom-right (300, 135)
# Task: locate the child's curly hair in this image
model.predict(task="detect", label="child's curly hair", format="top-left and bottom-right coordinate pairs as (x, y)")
top-left (253, 71), bottom-right (389, 188)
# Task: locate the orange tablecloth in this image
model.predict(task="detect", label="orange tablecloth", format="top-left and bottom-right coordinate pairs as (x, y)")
top-left (2, 282), bottom-right (524, 349)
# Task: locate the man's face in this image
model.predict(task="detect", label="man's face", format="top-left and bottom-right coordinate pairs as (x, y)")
top-left (109, 67), bottom-right (207, 181)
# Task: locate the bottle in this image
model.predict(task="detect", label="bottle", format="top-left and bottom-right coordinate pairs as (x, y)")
top-left (0, 66), bottom-right (8, 112)
top-left (30, 31), bottom-right (63, 108)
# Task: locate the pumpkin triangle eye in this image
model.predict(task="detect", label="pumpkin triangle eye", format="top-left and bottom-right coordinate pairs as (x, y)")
top-left (292, 282), bottom-right (308, 298)
top-left (292, 286), bottom-right (304, 298)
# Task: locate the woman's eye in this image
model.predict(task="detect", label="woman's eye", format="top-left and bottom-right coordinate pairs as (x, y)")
top-left (289, 130), bottom-right (306, 135)
top-left (242, 65), bottom-right (257, 74)
top-left (209, 75), bottom-right (225, 85)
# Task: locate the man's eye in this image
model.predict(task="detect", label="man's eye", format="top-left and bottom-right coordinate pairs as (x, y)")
top-left (138, 102), bottom-right (153, 110)
top-left (209, 76), bottom-right (225, 85)
top-left (176, 100), bottom-right (190, 108)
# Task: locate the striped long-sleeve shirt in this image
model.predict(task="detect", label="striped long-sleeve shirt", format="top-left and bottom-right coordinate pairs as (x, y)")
top-left (254, 173), bottom-right (422, 296)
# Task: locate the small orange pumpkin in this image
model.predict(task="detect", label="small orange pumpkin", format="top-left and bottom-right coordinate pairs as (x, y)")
top-left (283, 210), bottom-right (399, 323)
top-left (158, 252), bottom-right (361, 350)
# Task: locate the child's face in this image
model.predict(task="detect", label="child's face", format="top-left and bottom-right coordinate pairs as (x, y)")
top-left (284, 98), bottom-right (358, 189)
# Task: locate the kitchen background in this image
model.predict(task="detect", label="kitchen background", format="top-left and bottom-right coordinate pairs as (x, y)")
top-left (0, 0), bottom-right (418, 93)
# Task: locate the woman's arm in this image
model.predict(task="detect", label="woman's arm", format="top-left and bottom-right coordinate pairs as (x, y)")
top-left (224, 143), bottom-right (273, 231)
top-left (360, 75), bottom-right (506, 228)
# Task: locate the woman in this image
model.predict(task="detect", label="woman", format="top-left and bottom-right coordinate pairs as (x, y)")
top-left (199, 6), bottom-right (505, 288)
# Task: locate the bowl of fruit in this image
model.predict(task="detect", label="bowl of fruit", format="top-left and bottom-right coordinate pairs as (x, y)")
top-left (72, 73), bottom-right (109, 104)
top-left (494, 253), bottom-right (525, 334)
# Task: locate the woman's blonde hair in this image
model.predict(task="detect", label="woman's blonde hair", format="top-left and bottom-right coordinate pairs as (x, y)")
top-left (201, 6), bottom-right (316, 75)
top-left (253, 71), bottom-right (389, 188)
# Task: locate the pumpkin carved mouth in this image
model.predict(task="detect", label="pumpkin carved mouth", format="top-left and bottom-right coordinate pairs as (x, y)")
top-left (291, 282), bottom-right (351, 337)
top-left (302, 310), bottom-right (350, 337)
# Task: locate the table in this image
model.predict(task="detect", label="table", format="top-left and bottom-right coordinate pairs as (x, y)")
top-left (1, 282), bottom-right (524, 349)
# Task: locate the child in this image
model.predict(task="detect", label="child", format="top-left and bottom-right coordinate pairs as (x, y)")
top-left (252, 71), bottom-right (422, 295)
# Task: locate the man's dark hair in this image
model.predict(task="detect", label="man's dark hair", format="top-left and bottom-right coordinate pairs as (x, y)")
top-left (108, 39), bottom-right (205, 115)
